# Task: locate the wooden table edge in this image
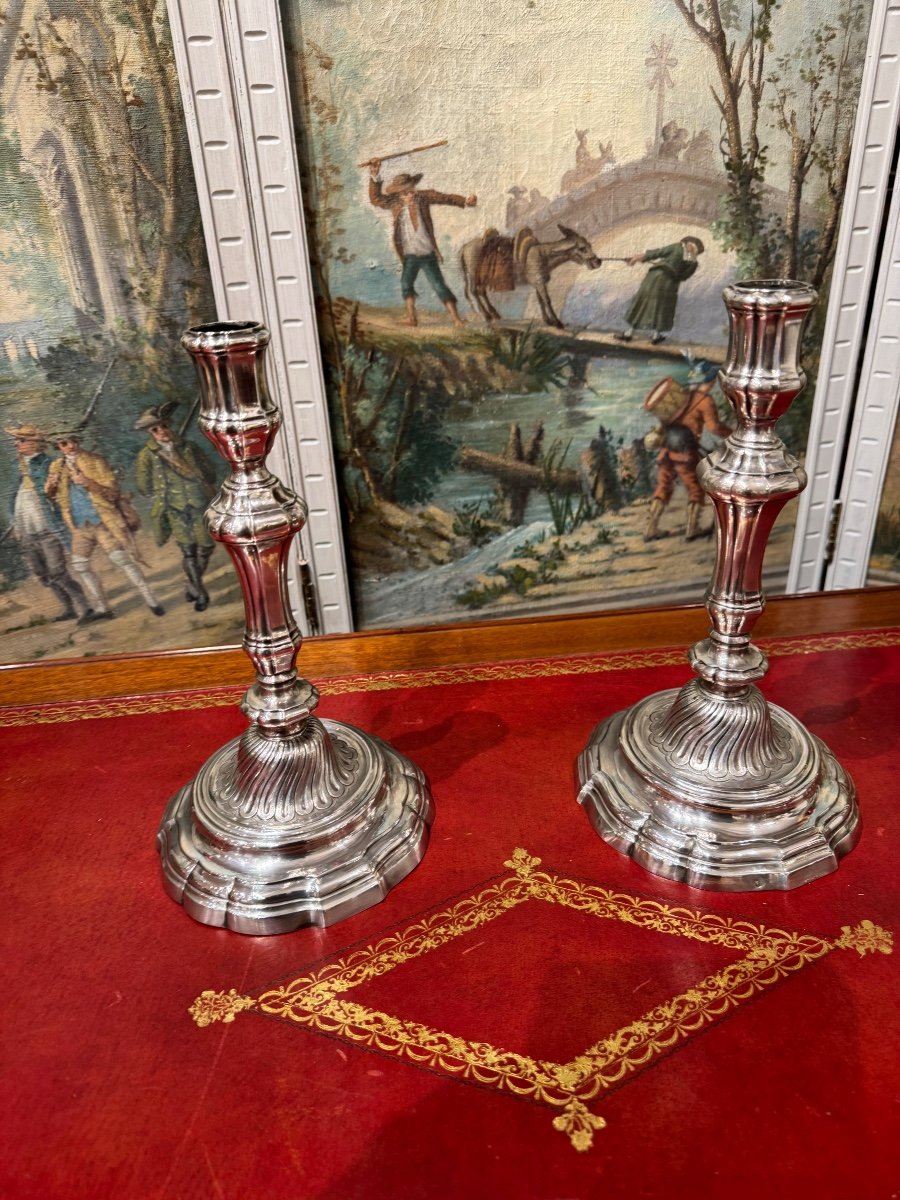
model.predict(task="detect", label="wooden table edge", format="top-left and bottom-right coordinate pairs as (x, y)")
top-left (2, 587), bottom-right (898, 707)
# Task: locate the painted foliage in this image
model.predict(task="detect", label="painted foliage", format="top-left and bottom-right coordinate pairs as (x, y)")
top-left (282, 0), bottom-right (874, 628)
top-left (0, 0), bottom-right (243, 664)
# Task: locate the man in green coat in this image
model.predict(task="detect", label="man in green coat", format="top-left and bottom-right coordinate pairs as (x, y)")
top-left (616, 236), bottom-right (704, 344)
top-left (134, 404), bottom-right (218, 611)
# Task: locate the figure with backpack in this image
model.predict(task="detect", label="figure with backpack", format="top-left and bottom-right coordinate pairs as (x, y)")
top-left (642, 361), bottom-right (731, 541)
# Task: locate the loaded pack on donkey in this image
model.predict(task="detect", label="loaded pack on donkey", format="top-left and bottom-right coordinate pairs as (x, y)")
top-left (460, 224), bottom-right (602, 328)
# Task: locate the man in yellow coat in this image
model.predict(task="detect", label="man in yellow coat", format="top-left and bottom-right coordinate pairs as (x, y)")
top-left (46, 432), bottom-right (164, 619)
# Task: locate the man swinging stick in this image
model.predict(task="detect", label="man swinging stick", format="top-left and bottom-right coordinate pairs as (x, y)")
top-left (365, 141), bottom-right (477, 327)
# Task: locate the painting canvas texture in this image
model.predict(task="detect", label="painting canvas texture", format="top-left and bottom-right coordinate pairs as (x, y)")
top-left (282, 0), bottom-right (874, 630)
top-left (0, 1), bottom-right (244, 665)
top-left (868, 412), bottom-right (900, 584)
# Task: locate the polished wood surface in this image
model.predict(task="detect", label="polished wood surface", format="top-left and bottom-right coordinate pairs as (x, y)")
top-left (2, 587), bottom-right (898, 707)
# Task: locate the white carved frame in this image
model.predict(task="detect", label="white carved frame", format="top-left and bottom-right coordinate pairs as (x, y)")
top-left (827, 151), bottom-right (900, 589)
top-left (788, 0), bottom-right (900, 592)
top-left (166, 0), bottom-right (352, 635)
top-left (166, 0), bottom-right (899, 630)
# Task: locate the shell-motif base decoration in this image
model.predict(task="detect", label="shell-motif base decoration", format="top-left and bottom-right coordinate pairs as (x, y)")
top-left (159, 719), bottom-right (433, 934)
top-left (578, 690), bottom-right (859, 891)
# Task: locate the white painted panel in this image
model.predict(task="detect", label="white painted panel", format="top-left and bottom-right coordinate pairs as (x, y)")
top-left (167, 0), bottom-right (352, 633)
top-left (789, 0), bottom-right (900, 592)
top-left (827, 155), bottom-right (900, 587)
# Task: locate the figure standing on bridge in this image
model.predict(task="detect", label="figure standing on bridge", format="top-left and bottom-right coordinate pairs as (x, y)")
top-left (368, 159), bottom-right (477, 327)
top-left (615, 235), bottom-right (704, 344)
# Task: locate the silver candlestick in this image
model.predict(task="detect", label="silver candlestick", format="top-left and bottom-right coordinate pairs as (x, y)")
top-left (577, 280), bottom-right (860, 890)
top-left (157, 322), bottom-right (433, 933)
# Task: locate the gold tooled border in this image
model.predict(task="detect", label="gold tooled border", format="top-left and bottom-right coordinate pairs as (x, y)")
top-left (188, 848), bottom-right (893, 1152)
top-left (1, 628), bottom-right (897, 728)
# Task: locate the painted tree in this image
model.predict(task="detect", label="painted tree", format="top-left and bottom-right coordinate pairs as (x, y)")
top-left (808, 0), bottom-right (870, 288)
top-left (767, 27), bottom-right (838, 279)
top-left (293, 37), bottom-right (358, 282)
top-left (290, 38), bottom-right (383, 511)
top-left (11, 0), bottom-right (206, 374)
top-left (672, 0), bottom-right (870, 284)
top-left (768, 0), bottom-right (869, 282)
top-left (0, 120), bottom-right (70, 332)
top-left (671, 0), bottom-right (780, 274)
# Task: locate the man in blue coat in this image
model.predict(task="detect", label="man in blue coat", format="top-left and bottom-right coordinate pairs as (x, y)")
top-left (4, 422), bottom-right (95, 623)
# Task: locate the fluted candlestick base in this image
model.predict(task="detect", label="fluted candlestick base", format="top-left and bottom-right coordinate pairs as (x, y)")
top-left (158, 718), bottom-right (433, 934)
top-left (577, 688), bottom-right (859, 891)
top-left (576, 280), bottom-right (860, 891)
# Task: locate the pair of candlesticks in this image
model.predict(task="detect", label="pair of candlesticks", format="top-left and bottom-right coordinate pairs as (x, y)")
top-left (158, 281), bottom-right (860, 935)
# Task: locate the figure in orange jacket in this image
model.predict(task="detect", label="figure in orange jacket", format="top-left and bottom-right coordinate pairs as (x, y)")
top-left (642, 361), bottom-right (732, 541)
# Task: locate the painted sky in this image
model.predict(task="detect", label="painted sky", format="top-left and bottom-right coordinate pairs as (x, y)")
top-left (290, 0), bottom-right (871, 257)
top-left (298, 0), bottom-right (720, 232)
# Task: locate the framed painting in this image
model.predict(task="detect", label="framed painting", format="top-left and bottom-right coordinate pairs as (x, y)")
top-left (0, 0), bottom-right (247, 663)
top-left (170, 1), bottom-right (900, 632)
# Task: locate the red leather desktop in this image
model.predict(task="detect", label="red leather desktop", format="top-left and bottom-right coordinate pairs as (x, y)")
top-left (2, 624), bottom-right (898, 1198)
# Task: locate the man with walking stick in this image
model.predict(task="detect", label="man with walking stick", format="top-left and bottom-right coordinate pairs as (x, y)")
top-left (365, 142), bottom-right (477, 327)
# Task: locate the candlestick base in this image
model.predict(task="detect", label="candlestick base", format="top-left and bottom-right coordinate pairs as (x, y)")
top-left (158, 718), bottom-right (433, 934)
top-left (577, 683), bottom-right (860, 891)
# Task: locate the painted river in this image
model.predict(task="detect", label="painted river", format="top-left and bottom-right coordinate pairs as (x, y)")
top-left (432, 352), bottom-right (699, 523)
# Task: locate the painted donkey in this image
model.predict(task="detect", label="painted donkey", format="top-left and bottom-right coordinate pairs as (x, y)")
top-left (460, 224), bottom-right (602, 328)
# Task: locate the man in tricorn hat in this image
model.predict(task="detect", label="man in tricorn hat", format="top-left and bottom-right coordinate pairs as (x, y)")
top-left (369, 159), bottom-right (477, 327)
top-left (46, 431), bottom-right (164, 620)
top-left (616, 235), bottom-right (705, 344)
top-left (642, 360), bottom-right (731, 541)
top-left (133, 404), bottom-right (218, 612)
top-left (3, 422), bottom-right (93, 623)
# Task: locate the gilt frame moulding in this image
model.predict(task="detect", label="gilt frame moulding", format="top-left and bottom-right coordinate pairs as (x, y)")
top-left (166, 0), bottom-right (900, 634)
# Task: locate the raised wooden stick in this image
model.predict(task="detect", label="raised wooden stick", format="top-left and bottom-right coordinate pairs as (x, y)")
top-left (358, 139), bottom-right (448, 168)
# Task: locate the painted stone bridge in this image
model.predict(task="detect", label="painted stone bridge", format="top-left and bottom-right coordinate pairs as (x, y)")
top-left (520, 158), bottom-right (798, 247)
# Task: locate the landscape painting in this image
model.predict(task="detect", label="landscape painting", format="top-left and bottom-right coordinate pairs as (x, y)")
top-left (0, 0), bottom-right (244, 663)
top-left (282, 0), bottom-right (874, 628)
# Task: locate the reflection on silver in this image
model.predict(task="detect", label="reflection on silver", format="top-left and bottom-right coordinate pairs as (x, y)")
top-left (157, 322), bottom-right (433, 933)
top-left (577, 281), bottom-right (860, 890)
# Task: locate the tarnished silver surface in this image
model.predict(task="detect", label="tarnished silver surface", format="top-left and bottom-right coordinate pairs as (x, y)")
top-left (578, 281), bottom-right (860, 890)
top-left (157, 322), bottom-right (433, 933)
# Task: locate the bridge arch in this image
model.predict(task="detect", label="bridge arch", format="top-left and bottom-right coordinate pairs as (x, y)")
top-left (524, 160), bottom-right (728, 244)
top-left (514, 158), bottom-right (810, 338)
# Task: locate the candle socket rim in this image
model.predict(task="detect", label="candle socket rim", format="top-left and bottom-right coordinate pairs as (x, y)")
top-left (181, 321), bottom-right (270, 355)
top-left (724, 279), bottom-right (818, 307)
